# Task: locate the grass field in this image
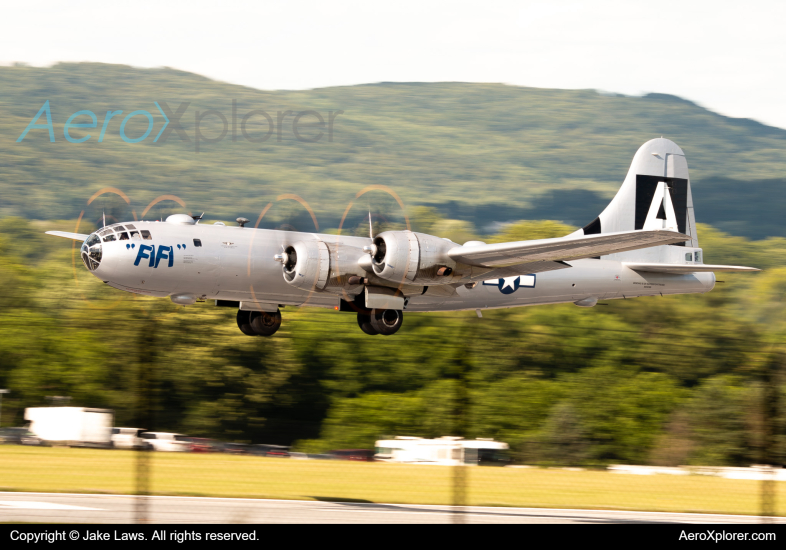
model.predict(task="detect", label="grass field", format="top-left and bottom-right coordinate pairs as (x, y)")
top-left (0, 447), bottom-right (783, 516)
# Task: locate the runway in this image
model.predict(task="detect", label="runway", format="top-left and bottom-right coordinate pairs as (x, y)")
top-left (0, 492), bottom-right (779, 523)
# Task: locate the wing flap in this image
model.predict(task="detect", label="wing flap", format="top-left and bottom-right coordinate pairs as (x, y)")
top-left (449, 229), bottom-right (691, 267)
top-left (45, 231), bottom-right (89, 241)
top-left (624, 263), bottom-right (760, 274)
top-left (470, 260), bottom-right (573, 281)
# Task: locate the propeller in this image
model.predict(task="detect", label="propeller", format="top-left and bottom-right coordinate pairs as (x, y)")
top-left (363, 211), bottom-right (378, 257)
top-left (273, 244), bottom-right (294, 271)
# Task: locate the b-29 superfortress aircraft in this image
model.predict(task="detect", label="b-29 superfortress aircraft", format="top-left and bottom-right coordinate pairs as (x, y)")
top-left (47, 138), bottom-right (758, 336)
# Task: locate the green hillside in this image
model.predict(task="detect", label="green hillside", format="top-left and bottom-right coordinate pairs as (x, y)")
top-left (1, 63), bottom-right (785, 237)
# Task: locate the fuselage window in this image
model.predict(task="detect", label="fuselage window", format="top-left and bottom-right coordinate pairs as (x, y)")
top-left (118, 232), bottom-right (129, 240)
top-left (694, 251), bottom-right (701, 263)
top-left (685, 253), bottom-right (692, 262)
top-left (140, 230), bottom-right (152, 240)
top-left (193, 239), bottom-right (202, 247)
top-left (103, 234), bottom-right (116, 242)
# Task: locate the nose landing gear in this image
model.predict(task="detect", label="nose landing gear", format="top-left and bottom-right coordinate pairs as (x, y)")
top-left (237, 310), bottom-right (256, 336)
top-left (357, 309), bottom-right (403, 336)
top-left (237, 309), bottom-right (282, 336)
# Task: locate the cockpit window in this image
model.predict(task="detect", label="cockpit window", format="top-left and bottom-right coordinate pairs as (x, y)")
top-left (113, 226), bottom-right (125, 232)
top-left (81, 235), bottom-right (103, 271)
top-left (99, 228), bottom-right (113, 237)
top-left (103, 234), bottom-right (116, 242)
top-left (125, 224), bottom-right (136, 230)
top-left (130, 231), bottom-right (141, 240)
top-left (140, 230), bottom-right (152, 240)
top-left (118, 232), bottom-right (129, 240)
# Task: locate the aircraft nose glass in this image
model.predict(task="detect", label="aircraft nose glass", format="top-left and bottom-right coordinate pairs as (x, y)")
top-left (81, 234), bottom-right (103, 271)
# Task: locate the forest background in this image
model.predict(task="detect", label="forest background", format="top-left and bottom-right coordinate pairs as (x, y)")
top-left (1, 63), bottom-right (785, 467)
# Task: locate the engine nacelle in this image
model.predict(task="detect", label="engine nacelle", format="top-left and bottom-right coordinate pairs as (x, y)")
top-left (371, 231), bottom-right (457, 284)
top-left (280, 239), bottom-right (330, 291)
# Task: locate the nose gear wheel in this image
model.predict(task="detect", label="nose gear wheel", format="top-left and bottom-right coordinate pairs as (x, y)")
top-left (250, 310), bottom-right (282, 336)
top-left (236, 310), bottom-right (257, 336)
top-left (237, 309), bottom-right (282, 336)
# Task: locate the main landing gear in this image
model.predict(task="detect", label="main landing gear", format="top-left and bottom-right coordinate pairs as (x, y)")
top-left (357, 309), bottom-right (403, 336)
top-left (237, 307), bottom-right (402, 337)
top-left (237, 309), bottom-right (282, 336)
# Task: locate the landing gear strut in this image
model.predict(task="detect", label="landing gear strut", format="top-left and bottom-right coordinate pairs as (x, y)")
top-left (237, 309), bottom-right (282, 336)
top-left (357, 309), bottom-right (403, 336)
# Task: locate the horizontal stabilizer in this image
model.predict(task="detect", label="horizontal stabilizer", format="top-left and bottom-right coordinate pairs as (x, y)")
top-left (624, 263), bottom-right (760, 274)
top-left (45, 231), bottom-right (89, 241)
top-left (449, 229), bottom-right (691, 268)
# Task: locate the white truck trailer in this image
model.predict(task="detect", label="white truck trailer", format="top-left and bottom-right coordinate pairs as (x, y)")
top-left (25, 407), bottom-right (113, 447)
top-left (375, 436), bottom-right (510, 466)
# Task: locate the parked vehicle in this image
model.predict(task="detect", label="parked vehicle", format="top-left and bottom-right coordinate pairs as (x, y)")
top-left (249, 444), bottom-right (290, 458)
top-left (329, 449), bottom-right (375, 461)
top-left (25, 407), bottom-right (113, 447)
top-left (223, 443), bottom-right (250, 455)
top-left (374, 436), bottom-right (510, 465)
top-left (111, 427), bottom-right (146, 449)
top-left (0, 427), bottom-right (42, 446)
top-left (187, 437), bottom-right (220, 453)
top-left (139, 432), bottom-right (190, 452)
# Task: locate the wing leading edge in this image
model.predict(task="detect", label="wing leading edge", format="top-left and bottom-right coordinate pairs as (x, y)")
top-left (45, 231), bottom-right (89, 241)
top-left (448, 229), bottom-right (691, 268)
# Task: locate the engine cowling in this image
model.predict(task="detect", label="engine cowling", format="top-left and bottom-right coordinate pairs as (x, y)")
top-left (370, 231), bottom-right (457, 284)
top-left (280, 239), bottom-right (330, 291)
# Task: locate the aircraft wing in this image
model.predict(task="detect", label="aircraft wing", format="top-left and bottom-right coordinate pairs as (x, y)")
top-left (45, 231), bottom-right (89, 241)
top-left (471, 260), bottom-right (573, 280)
top-left (448, 229), bottom-right (691, 268)
top-left (624, 263), bottom-right (760, 274)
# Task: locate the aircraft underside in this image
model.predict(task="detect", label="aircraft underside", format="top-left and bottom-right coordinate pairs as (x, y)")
top-left (220, 263), bottom-right (716, 336)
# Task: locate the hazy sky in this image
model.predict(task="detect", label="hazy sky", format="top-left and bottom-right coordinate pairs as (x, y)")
top-left (2, 0), bottom-right (785, 128)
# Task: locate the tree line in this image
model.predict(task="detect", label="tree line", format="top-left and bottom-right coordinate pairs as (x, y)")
top-left (0, 215), bottom-right (784, 467)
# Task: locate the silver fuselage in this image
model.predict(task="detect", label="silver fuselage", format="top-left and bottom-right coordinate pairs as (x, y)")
top-left (84, 221), bottom-right (715, 311)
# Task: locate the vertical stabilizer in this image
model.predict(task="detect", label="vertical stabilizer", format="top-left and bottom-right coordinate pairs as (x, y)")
top-left (574, 138), bottom-right (699, 263)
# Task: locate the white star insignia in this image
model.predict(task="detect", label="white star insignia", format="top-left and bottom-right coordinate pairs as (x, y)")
top-left (501, 276), bottom-right (518, 290)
